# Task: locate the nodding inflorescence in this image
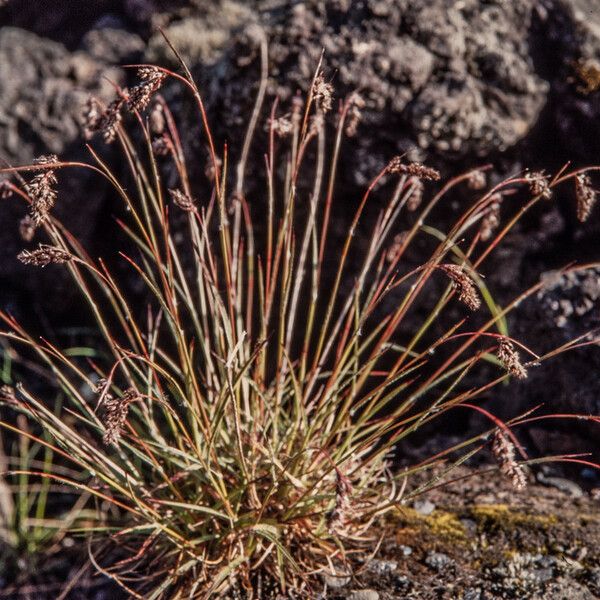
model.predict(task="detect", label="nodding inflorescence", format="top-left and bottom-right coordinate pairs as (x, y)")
top-left (575, 172), bottom-right (597, 223)
top-left (406, 176), bottom-right (425, 212)
top-left (492, 430), bottom-right (528, 490)
top-left (467, 169), bottom-right (487, 191)
top-left (387, 158), bottom-right (441, 181)
top-left (83, 68), bottom-right (166, 145)
top-left (312, 71), bottom-right (334, 113)
top-left (327, 470), bottom-right (354, 537)
top-left (525, 171), bottom-right (552, 199)
top-left (345, 92), bottom-right (365, 138)
top-left (169, 188), bottom-right (196, 212)
top-left (440, 264), bottom-right (481, 311)
top-left (497, 339), bottom-right (527, 380)
top-left (26, 155), bottom-right (58, 226)
top-left (480, 193), bottom-right (502, 241)
top-left (18, 244), bottom-right (73, 267)
top-left (101, 388), bottom-right (141, 446)
top-left (127, 67), bottom-right (167, 113)
top-left (19, 215), bottom-right (36, 242)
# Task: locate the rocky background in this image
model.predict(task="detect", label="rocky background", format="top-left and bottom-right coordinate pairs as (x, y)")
top-left (0, 0), bottom-right (599, 463)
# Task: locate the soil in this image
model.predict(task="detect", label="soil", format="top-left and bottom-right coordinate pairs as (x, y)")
top-left (320, 465), bottom-right (600, 600)
top-left (1, 465), bottom-right (598, 599)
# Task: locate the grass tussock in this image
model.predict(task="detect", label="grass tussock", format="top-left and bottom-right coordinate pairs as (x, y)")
top-left (0, 45), bottom-right (599, 598)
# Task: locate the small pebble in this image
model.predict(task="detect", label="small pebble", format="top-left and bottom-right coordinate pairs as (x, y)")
top-left (425, 551), bottom-right (452, 571)
top-left (367, 559), bottom-right (398, 575)
top-left (393, 574), bottom-right (411, 592)
top-left (399, 544), bottom-right (413, 557)
top-left (414, 499), bottom-right (436, 515)
top-left (348, 590), bottom-right (379, 600)
top-left (322, 573), bottom-right (351, 589)
top-left (462, 589), bottom-right (482, 600)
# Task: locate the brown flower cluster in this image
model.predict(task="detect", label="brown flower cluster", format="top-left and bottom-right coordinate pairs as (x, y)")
top-left (467, 169), bottom-right (487, 191)
top-left (0, 385), bottom-right (18, 407)
top-left (385, 231), bottom-right (410, 264)
top-left (327, 470), bottom-right (354, 536)
top-left (18, 244), bottom-right (73, 267)
top-left (25, 155), bottom-right (58, 226)
top-left (169, 189), bottom-right (196, 212)
top-left (406, 176), bottom-right (425, 212)
top-left (83, 95), bottom-right (125, 143)
top-left (312, 72), bottom-right (334, 113)
top-left (496, 339), bottom-right (527, 379)
top-left (387, 158), bottom-right (441, 181)
top-left (440, 264), bottom-right (481, 311)
top-left (152, 135), bottom-right (171, 156)
top-left (127, 67), bottom-right (167, 113)
top-left (575, 173), bottom-right (597, 223)
top-left (83, 68), bottom-right (166, 144)
top-left (344, 92), bottom-right (365, 138)
top-left (101, 388), bottom-right (141, 446)
top-left (0, 179), bottom-right (13, 200)
top-left (480, 193), bottom-right (502, 242)
top-left (270, 115), bottom-right (294, 138)
top-left (492, 430), bottom-right (528, 490)
top-left (19, 215), bottom-right (36, 242)
top-left (526, 171), bottom-right (552, 199)
top-left (149, 102), bottom-right (166, 136)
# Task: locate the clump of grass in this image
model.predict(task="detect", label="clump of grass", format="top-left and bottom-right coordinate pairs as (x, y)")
top-left (0, 45), bottom-right (599, 598)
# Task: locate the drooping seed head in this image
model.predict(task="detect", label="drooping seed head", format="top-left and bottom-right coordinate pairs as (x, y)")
top-left (19, 215), bottom-right (36, 242)
top-left (440, 264), bottom-right (481, 311)
top-left (387, 158), bottom-right (441, 181)
top-left (497, 339), bottom-right (527, 379)
top-left (312, 71), bottom-right (334, 113)
top-left (0, 385), bottom-right (18, 407)
top-left (526, 171), bottom-right (552, 199)
top-left (127, 67), bottom-right (167, 113)
top-left (406, 176), bottom-right (425, 211)
top-left (25, 155), bottom-right (59, 226)
top-left (345, 92), bottom-right (365, 137)
top-left (169, 189), bottom-right (196, 212)
top-left (327, 469), bottom-right (354, 536)
top-left (492, 430), bottom-right (528, 490)
top-left (101, 388), bottom-right (140, 446)
top-left (18, 244), bottom-right (73, 267)
top-left (480, 193), bottom-right (502, 241)
top-left (575, 173), bottom-right (597, 223)
top-left (101, 97), bottom-right (126, 143)
top-left (467, 169), bottom-right (487, 190)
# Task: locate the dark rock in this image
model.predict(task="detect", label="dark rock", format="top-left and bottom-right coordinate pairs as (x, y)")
top-left (0, 28), bottom-right (120, 163)
top-left (366, 559), bottom-right (398, 575)
top-left (81, 27), bottom-right (145, 64)
top-left (392, 574), bottom-right (411, 592)
top-left (182, 0), bottom-right (548, 186)
top-left (0, 28), bottom-right (121, 318)
top-left (424, 551), bottom-right (452, 571)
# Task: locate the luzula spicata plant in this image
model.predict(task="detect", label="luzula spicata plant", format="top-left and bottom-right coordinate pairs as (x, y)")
top-left (1, 45), bottom-right (599, 597)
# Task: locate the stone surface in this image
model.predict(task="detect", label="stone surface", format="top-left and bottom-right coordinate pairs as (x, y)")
top-left (0, 27), bottom-right (119, 164)
top-left (348, 590), bottom-right (380, 600)
top-left (0, 28), bottom-right (121, 316)
top-left (1, 0), bottom-right (600, 443)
